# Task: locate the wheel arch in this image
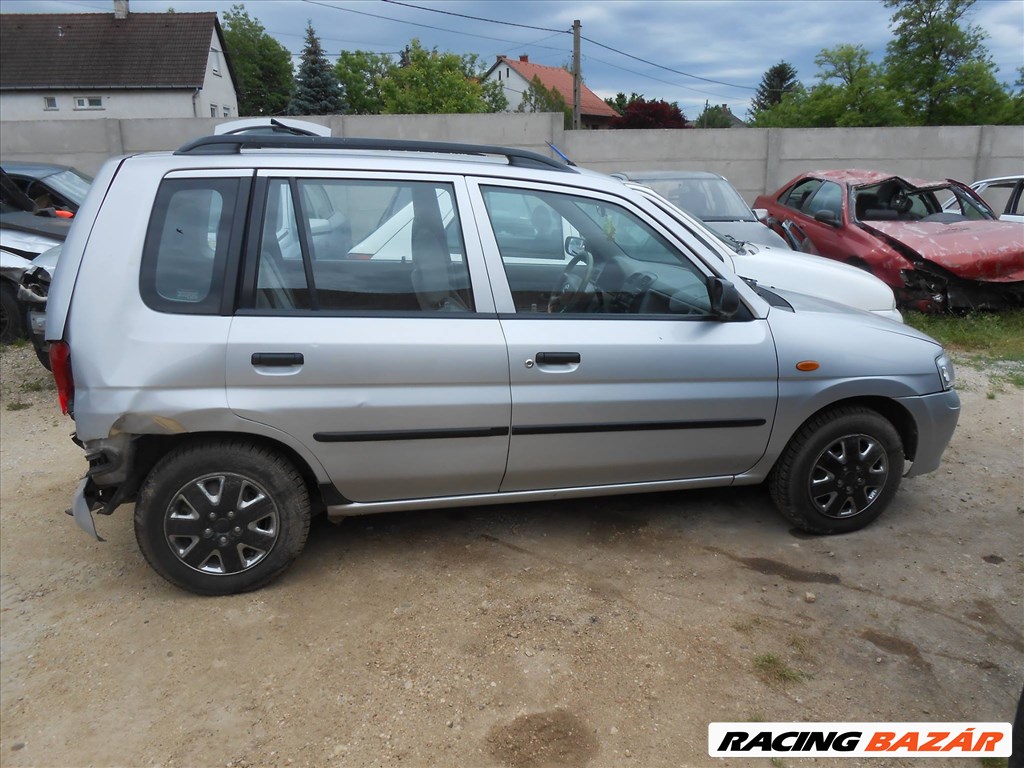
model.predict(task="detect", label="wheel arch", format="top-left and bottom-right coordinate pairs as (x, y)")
top-left (784, 395), bottom-right (919, 465)
top-left (107, 431), bottom-right (340, 516)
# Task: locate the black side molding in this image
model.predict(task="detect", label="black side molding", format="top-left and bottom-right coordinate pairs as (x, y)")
top-left (512, 419), bottom-right (766, 436)
top-left (314, 427), bottom-right (510, 443)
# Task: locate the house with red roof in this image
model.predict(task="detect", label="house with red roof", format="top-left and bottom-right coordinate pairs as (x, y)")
top-left (0, 1), bottom-right (237, 121)
top-left (484, 55), bottom-right (619, 128)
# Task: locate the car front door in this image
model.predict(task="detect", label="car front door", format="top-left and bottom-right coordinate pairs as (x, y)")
top-left (226, 172), bottom-right (511, 503)
top-left (469, 180), bottom-right (778, 492)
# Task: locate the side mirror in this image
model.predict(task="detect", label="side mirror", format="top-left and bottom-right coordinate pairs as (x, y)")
top-left (752, 207), bottom-right (769, 222)
top-left (813, 209), bottom-right (840, 227)
top-left (708, 276), bottom-right (741, 321)
top-left (564, 236), bottom-right (587, 258)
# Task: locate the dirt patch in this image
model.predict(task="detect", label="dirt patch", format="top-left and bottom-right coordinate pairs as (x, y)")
top-left (487, 710), bottom-right (599, 768)
top-left (1, 344), bottom-right (1022, 767)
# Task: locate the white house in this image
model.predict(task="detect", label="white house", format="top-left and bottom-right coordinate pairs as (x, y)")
top-left (483, 55), bottom-right (619, 129)
top-left (0, 1), bottom-right (238, 121)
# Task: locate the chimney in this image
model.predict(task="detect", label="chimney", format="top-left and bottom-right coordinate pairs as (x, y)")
top-left (113, 0), bottom-right (129, 20)
top-left (519, 55), bottom-right (529, 63)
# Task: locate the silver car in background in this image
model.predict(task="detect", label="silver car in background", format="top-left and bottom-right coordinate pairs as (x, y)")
top-left (612, 170), bottom-right (790, 249)
top-left (46, 136), bottom-right (959, 595)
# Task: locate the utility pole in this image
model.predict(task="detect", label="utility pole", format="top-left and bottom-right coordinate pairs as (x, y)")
top-left (572, 19), bottom-right (581, 130)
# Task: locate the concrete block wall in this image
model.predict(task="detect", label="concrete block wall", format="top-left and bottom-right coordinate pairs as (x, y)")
top-left (1, 114), bottom-right (1020, 203)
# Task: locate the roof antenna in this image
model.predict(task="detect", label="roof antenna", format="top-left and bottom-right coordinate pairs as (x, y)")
top-left (546, 142), bottom-right (575, 166)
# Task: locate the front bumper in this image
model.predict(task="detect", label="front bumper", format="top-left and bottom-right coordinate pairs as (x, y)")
top-left (896, 388), bottom-right (961, 477)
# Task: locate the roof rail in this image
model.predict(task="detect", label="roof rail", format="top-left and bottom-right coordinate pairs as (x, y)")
top-left (174, 135), bottom-right (576, 172)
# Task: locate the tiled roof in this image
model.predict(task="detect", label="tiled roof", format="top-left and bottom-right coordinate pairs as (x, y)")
top-left (0, 12), bottom-right (221, 90)
top-left (492, 56), bottom-right (619, 118)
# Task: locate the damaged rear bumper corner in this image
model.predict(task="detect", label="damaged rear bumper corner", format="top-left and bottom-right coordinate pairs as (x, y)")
top-left (69, 477), bottom-right (104, 541)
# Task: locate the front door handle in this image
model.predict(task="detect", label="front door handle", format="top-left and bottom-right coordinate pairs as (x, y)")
top-left (251, 352), bottom-right (304, 367)
top-left (535, 351), bottom-right (581, 365)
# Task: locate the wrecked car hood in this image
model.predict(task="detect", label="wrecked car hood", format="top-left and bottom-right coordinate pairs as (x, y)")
top-left (864, 220), bottom-right (1024, 282)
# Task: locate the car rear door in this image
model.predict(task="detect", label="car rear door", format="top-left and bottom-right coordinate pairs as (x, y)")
top-left (468, 179), bottom-right (778, 492)
top-left (225, 171), bottom-right (511, 503)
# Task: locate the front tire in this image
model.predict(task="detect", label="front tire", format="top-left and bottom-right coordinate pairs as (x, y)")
top-left (769, 407), bottom-right (904, 534)
top-left (135, 440), bottom-right (311, 595)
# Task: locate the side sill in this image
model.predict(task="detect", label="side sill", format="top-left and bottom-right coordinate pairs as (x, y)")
top-left (326, 475), bottom-right (735, 520)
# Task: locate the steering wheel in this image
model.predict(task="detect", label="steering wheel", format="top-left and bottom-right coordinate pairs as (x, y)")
top-left (548, 248), bottom-right (594, 313)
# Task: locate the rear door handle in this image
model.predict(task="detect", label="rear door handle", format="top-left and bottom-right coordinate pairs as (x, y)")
top-left (251, 352), bottom-right (304, 367)
top-left (535, 351), bottom-right (581, 365)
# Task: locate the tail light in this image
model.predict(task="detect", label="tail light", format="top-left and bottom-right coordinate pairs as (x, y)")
top-left (49, 341), bottom-right (74, 415)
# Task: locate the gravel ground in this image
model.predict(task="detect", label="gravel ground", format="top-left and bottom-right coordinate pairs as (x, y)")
top-left (0, 342), bottom-right (1021, 768)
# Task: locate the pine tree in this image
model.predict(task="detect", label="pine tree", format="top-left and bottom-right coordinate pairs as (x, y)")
top-left (750, 61), bottom-right (798, 115)
top-left (289, 22), bottom-right (344, 115)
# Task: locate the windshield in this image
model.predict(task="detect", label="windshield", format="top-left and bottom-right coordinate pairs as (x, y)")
top-left (855, 179), bottom-right (994, 222)
top-left (629, 176), bottom-right (755, 222)
top-left (44, 170), bottom-right (93, 206)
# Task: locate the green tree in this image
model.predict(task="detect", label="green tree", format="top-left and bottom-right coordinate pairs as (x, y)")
top-left (334, 51), bottom-right (394, 115)
top-left (221, 4), bottom-right (293, 116)
top-left (461, 53), bottom-right (508, 113)
top-left (998, 67), bottom-right (1024, 124)
top-left (809, 44), bottom-right (902, 126)
top-left (753, 45), bottom-right (901, 127)
top-left (883, 0), bottom-right (1008, 124)
top-left (516, 75), bottom-right (571, 127)
top-left (750, 61), bottom-right (798, 116)
top-left (290, 21), bottom-right (344, 115)
top-left (695, 103), bottom-right (737, 128)
top-left (604, 92), bottom-right (641, 114)
top-left (381, 40), bottom-right (498, 114)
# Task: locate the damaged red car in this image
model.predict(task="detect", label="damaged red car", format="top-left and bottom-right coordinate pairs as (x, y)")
top-left (754, 170), bottom-right (1024, 311)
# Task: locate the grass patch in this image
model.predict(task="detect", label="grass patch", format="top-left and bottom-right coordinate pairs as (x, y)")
top-left (904, 311), bottom-right (1024, 361)
top-left (5, 401), bottom-right (30, 411)
top-left (753, 653), bottom-right (805, 684)
top-left (732, 616), bottom-right (764, 633)
top-left (978, 757), bottom-right (1007, 768)
top-left (20, 378), bottom-right (51, 393)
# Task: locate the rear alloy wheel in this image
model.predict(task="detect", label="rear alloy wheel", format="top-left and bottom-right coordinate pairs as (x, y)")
top-left (135, 440), bottom-right (310, 595)
top-left (769, 407), bottom-right (904, 534)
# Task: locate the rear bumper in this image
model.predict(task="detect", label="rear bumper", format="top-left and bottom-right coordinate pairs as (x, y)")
top-left (70, 477), bottom-right (104, 540)
top-left (896, 388), bottom-right (961, 477)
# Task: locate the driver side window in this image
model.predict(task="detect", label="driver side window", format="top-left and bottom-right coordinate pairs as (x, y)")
top-left (481, 186), bottom-right (713, 318)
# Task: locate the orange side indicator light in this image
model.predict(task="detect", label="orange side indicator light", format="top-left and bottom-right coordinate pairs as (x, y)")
top-left (796, 361), bottom-right (820, 372)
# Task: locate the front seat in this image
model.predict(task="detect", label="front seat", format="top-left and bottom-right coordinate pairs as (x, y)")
top-left (410, 186), bottom-right (468, 312)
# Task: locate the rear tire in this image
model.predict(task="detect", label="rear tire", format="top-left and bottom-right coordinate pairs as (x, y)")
top-left (32, 335), bottom-right (51, 370)
top-left (0, 283), bottom-right (24, 345)
top-left (134, 440), bottom-right (311, 595)
top-left (768, 407), bottom-right (904, 534)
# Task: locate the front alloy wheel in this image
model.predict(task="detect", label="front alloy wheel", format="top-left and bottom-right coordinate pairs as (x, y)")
top-left (769, 407), bottom-right (904, 534)
top-left (808, 434), bottom-right (889, 519)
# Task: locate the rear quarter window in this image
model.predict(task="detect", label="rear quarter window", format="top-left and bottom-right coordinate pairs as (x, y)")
top-left (140, 177), bottom-right (241, 314)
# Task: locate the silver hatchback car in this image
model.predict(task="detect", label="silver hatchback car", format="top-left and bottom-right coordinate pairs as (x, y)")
top-left (46, 135), bottom-right (960, 595)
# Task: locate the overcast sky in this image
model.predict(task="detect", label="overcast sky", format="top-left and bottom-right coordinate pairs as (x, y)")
top-left (3, 0), bottom-right (1022, 118)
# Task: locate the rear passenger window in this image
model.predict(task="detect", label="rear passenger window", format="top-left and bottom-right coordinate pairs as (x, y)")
top-left (141, 178), bottom-right (240, 314)
top-left (252, 178), bottom-right (474, 313)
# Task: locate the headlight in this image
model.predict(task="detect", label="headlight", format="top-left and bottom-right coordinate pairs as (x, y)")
top-left (935, 352), bottom-right (955, 390)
